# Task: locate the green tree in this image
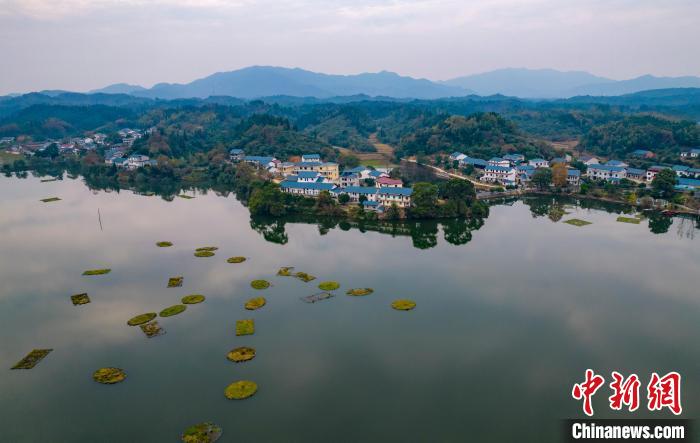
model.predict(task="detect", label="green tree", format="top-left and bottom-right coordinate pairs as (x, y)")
top-left (385, 203), bottom-right (401, 220)
top-left (532, 168), bottom-right (553, 190)
top-left (248, 182), bottom-right (286, 216)
top-left (651, 168), bottom-right (677, 199)
top-left (409, 182), bottom-right (439, 218)
top-left (338, 193), bottom-right (350, 204)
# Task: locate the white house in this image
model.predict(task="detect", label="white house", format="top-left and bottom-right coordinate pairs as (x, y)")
top-left (279, 181), bottom-right (335, 196)
top-left (376, 187), bottom-right (413, 208)
top-left (481, 165), bottom-right (517, 184)
top-left (301, 154), bottom-right (321, 163)
top-left (587, 164), bottom-right (626, 181)
top-left (489, 157), bottom-right (511, 168)
top-left (528, 158), bottom-right (550, 168)
top-left (567, 169), bottom-right (581, 186)
top-left (580, 155), bottom-right (600, 166)
top-left (376, 177), bottom-right (403, 188)
top-left (449, 152), bottom-right (467, 162)
top-left (646, 165), bottom-right (669, 182)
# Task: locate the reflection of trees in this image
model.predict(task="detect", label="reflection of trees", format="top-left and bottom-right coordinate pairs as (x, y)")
top-left (648, 212), bottom-right (673, 234)
top-left (523, 197), bottom-right (552, 218)
top-left (250, 217), bottom-right (289, 245)
top-left (442, 218), bottom-right (474, 245)
top-left (676, 216), bottom-right (696, 240)
top-left (410, 221), bottom-right (438, 249)
top-left (317, 218), bottom-right (339, 236)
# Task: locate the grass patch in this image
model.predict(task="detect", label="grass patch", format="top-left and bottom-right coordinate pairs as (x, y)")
top-left (181, 422), bottom-right (222, 443)
top-left (294, 272), bottom-right (316, 282)
top-left (245, 297), bottom-right (266, 310)
top-left (346, 288), bottom-right (374, 296)
top-left (140, 321), bottom-right (165, 338)
top-left (227, 346), bottom-right (256, 363)
top-left (224, 380), bottom-right (258, 400)
top-left (83, 268), bottom-right (111, 276)
top-left (194, 251), bottom-right (215, 257)
top-left (168, 276), bottom-right (183, 287)
top-left (564, 219), bottom-right (592, 227)
top-left (301, 292), bottom-right (334, 303)
top-left (127, 312), bottom-right (157, 326)
top-left (277, 266), bottom-right (294, 276)
top-left (391, 299), bottom-right (416, 311)
top-left (40, 197), bottom-right (61, 203)
top-left (40, 178), bottom-right (58, 183)
top-left (160, 304), bottom-right (187, 317)
top-left (617, 216), bottom-right (641, 224)
top-left (178, 195), bottom-right (195, 199)
top-left (71, 293), bottom-right (90, 306)
top-left (182, 294), bottom-right (205, 304)
top-left (318, 281), bottom-right (340, 291)
top-left (92, 367), bottom-right (126, 384)
top-left (227, 256), bottom-right (246, 264)
top-left (236, 319), bottom-right (255, 336)
top-left (11, 349), bottom-right (52, 369)
top-left (156, 241), bottom-right (173, 247)
top-left (195, 246), bottom-right (218, 252)
top-left (250, 280), bottom-right (270, 290)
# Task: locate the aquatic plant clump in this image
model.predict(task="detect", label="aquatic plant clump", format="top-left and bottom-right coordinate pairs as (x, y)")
top-left (160, 304), bottom-right (187, 317)
top-left (227, 256), bottom-right (246, 264)
top-left (277, 267), bottom-right (294, 276)
top-left (178, 195), bottom-right (195, 200)
top-left (250, 280), bottom-right (270, 290)
top-left (227, 346), bottom-right (256, 363)
top-left (617, 216), bottom-right (641, 224)
top-left (168, 276), bottom-right (184, 287)
top-left (11, 349), bottom-right (52, 369)
top-left (391, 299), bottom-right (417, 311)
top-left (156, 241), bottom-right (173, 247)
top-left (294, 272), bottom-right (316, 282)
top-left (346, 288), bottom-right (374, 296)
top-left (140, 321), bottom-right (165, 338)
top-left (40, 197), bottom-right (61, 203)
top-left (245, 297), bottom-right (266, 310)
top-left (224, 380), bottom-right (258, 400)
top-left (181, 422), bottom-right (222, 443)
top-left (301, 292), bottom-right (334, 303)
top-left (181, 294), bottom-right (206, 304)
top-left (194, 251), bottom-right (215, 257)
top-left (195, 246), bottom-right (218, 252)
top-left (71, 293), bottom-right (91, 305)
top-left (564, 219), bottom-right (592, 227)
top-left (236, 319), bottom-right (255, 336)
top-left (318, 281), bottom-right (340, 291)
top-left (127, 312), bottom-right (157, 326)
top-left (82, 269), bottom-right (111, 276)
top-left (92, 367), bottom-right (127, 384)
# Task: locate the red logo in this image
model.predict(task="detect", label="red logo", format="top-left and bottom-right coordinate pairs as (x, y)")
top-left (647, 372), bottom-right (682, 415)
top-left (609, 371), bottom-right (640, 412)
top-left (572, 369), bottom-right (605, 416)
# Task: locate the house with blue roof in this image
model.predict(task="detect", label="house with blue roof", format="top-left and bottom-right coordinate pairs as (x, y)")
top-left (646, 165), bottom-right (671, 182)
top-left (550, 157), bottom-right (568, 165)
top-left (503, 153), bottom-right (525, 164)
top-left (279, 181), bottom-right (335, 197)
top-left (625, 168), bottom-right (646, 181)
top-left (567, 169), bottom-right (581, 186)
top-left (376, 186), bottom-right (413, 208)
top-left (482, 165), bottom-right (517, 183)
top-left (672, 165), bottom-right (691, 177)
top-left (680, 148), bottom-right (700, 159)
top-left (229, 148), bottom-right (244, 161)
top-left (301, 153), bottom-right (321, 162)
top-left (339, 171), bottom-right (360, 187)
top-left (675, 178), bottom-right (700, 191)
top-left (449, 152), bottom-right (467, 162)
top-left (631, 149), bottom-right (654, 159)
top-left (606, 160), bottom-right (629, 168)
top-left (528, 158), bottom-right (549, 168)
top-left (244, 155), bottom-right (277, 169)
top-left (297, 171), bottom-right (324, 183)
top-left (488, 157), bottom-right (510, 168)
top-left (459, 156), bottom-right (488, 169)
top-left (587, 164), bottom-right (627, 181)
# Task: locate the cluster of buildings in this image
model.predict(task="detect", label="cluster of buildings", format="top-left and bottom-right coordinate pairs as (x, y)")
top-left (230, 149), bottom-right (413, 211)
top-left (2, 135), bottom-right (108, 156)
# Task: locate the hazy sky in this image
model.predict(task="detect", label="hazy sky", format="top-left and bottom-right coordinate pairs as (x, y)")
top-left (1, 0), bottom-right (699, 94)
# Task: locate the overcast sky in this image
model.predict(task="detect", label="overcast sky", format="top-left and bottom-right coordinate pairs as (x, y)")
top-left (1, 0), bottom-right (699, 94)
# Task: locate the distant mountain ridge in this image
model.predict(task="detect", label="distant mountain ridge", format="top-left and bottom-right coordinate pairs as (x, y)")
top-left (92, 66), bottom-right (471, 100)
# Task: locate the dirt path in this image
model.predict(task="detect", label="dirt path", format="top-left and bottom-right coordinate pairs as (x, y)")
top-left (401, 158), bottom-right (500, 190)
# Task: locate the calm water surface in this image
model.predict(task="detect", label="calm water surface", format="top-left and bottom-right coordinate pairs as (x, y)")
top-left (0, 174), bottom-right (698, 442)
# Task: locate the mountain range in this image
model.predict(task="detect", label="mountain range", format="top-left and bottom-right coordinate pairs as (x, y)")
top-left (37, 66), bottom-right (700, 100)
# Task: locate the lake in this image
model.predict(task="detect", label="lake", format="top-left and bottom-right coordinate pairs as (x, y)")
top-left (0, 173), bottom-right (698, 442)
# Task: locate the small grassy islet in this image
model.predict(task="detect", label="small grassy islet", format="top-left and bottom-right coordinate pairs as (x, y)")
top-left (391, 299), bottom-right (417, 311)
top-left (168, 276), bottom-right (184, 287)
top-left (250, 280), bottom-right (270, 290)
top-left (92, 367), bottom-right (126, 384)
top-left (236, 319), bottom-right (255, 336)
top-left (127, 312), bottom-right (157, 326)
top-left (140, 321), bottom-right (165, 338)
top-left (181, 294), bottom-right (205, 304)
top-left (11, 349), bottom-right (52, 369)
top-left (40, 197), bottom-right (61, 203)
top-left (245, 297), bottom-right (266, 310)
top-left (318, 281), bottom-right (340, 291)
top-left (181, 422), bottom-right (222, 443)
top-left (194, 251), bottom-right (215, 257)
top-left (617, 216), bottom-right (641, 224)
top-left (160, 304), bottom-right (187, 317)
top-left (346, 288), bottom-right (374, 296)
top-left (294, 272), bottom-right (316, 282)
top-left (82, 268), bottom-right (111, 276)
top-left (564, 219), bottom-right (592, 227)
top-left (227, 256), bottom-right (246, 263)
top-left (156, 241), bottom-right (173, 247)
top-left (195, 246), bottom-right (218, 252)
top-left (224, 380), bottom-right (258, 400)
top-left (277, 266), bottom-right (294, 276)
top-left (71, 293), bottom-right (91, 305)
top-left (227, 346), bottom-right (256, 363)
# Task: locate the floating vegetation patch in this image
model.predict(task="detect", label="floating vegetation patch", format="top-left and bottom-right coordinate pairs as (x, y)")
top-left (92, 367), bottom-right (126, 384)
top-left (318, 281), bottom-right (340, 291)
top-left (227, 256), bottom-right (246, 264)
top-left (127, 312), bottom-right (157, 326)
top-left (71, 293), bottom-right (90, 306)
top-left (40, 197), bottom-right (61, 203)
top-left (11, 349), bottom-right (52, 369)
top-left (160, 304), bottom-right (187, 317)
top-left (301, 292), bottom-right (334, 303)
top-left (194, 251), bottom-right (215, 257)
top-left (156, 241), bottom-right (173, 247)
top-left (140, 321), bottom-right (165, 338)
top-left (168, 276), bottom-right (184, 287)
top-left (227, 346), bottom-right (256, 363)
top-left (224, 380), bottom-right (258, 400)
top-left (277, 266), bottom-right (294, 276)
top-left (391, 299), bottom-right (417, 311)
top-left (564, 219), bottom-right (592, 227)
top-left (195, 246), bottom-right (218, 252)
top-left (346, 288), bottom-right (374, 297)
top-left (250, 280), bottom-right (270, 290)
top-left (40, 178), bottom-right (58, 182)
top-left (294, 272), bottom-right (316, 282)
top-left (181, 422), bottom-right (222, 443)
top-left (82, 268), bottom-right (111, 276)
top-left (235, 319), bottom-right (255, 336)
top-left (617, 216), bottom-right (641, 224)
top-left (178, 195), bottom-right (195, 199)
top-left (182, 294), bottom-right (205, 304)
top-left (245, 297), bottom-right (266, 310)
